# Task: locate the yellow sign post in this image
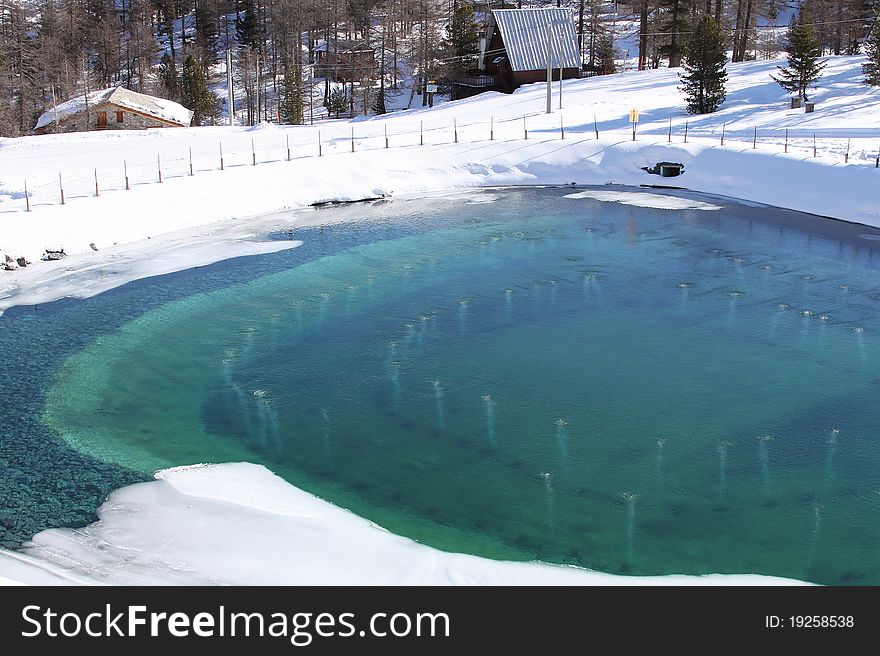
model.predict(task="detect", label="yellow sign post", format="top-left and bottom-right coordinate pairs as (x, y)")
top-left (629, 108), bottom-right (639, 141)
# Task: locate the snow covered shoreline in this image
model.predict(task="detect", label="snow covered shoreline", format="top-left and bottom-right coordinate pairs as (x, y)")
top-left (0, 463), bottom-right (810, 586)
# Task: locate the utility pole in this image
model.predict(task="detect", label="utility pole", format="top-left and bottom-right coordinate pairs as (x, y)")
top-left (546, 23), bottom-right (552, 114)
top-left (558, 53), bottom-right (563, 110)
top-left (256, 56), bottom-right (262, 125)
top-left (309, 64), bottom-right (314, 126)
top-left (226, 49), bottom-right (234, 126)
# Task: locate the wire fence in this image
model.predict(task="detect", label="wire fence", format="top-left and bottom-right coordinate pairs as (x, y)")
top-left (7, 112), bottom-right (880, 214)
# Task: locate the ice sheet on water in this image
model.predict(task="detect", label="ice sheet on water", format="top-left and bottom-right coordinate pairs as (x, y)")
top-left (564, 190), bottom-right (722, 211)
top-left (0, 216), bottom-right (302, 316)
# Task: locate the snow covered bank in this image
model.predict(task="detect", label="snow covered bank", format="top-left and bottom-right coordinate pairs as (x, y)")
top-left (0, 463), bottom-right (808, 586)
top-left (0, 212), bottom-right (301, 315)
top-left (1, 57), bottom-right (877, 271)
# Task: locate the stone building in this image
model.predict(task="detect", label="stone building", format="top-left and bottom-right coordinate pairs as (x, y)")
top-left (34, 87), bottom-right (193, 134)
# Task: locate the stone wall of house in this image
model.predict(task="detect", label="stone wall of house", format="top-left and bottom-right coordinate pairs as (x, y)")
top-left (48, 102), bottom-right (179, 133)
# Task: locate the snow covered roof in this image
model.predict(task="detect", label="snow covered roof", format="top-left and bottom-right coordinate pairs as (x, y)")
top-left (491, 8), bottom-right (580, 72)
top-left (35, 87), bottom-right (193, 130)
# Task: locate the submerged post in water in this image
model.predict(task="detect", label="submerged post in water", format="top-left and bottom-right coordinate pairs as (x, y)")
top-left (482, 394), bottom-right (496, 448)
top-left (656, 437), bottom-right (667, 491)
top-left (826, 428), bottom-right (840, 481)
top-left (619, 491), bottom-right (640, 568)
top-left (758, 434), bottom-right (774, 499)
top-left (555, 418), bottom-right (569, 466)
top-left (717, 440), bottom-right (733, 501)
top-left (430, 380), bottom-right (445, 432)
top-left (806, 502), bottom-right (822, 571)
top-left (541, 471), bottom-right (555, 528)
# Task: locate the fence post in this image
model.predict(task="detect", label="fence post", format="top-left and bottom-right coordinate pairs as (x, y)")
top-left (454, 118), bottom-right (458, 144)
top-left (813, 133), bottom-right (817, 158)
top-left (784, 129), bottom-right (788, 154)
top-left (668, 117), bottom-right (671, 143)
top-left (420, 121), bottom-right (424, 146)
top-left (594, 115), bottom-right (599, 139)
top-left (684, 120), bottom-right (688, 144)
top-left (490, 115), bottom-right (494, 141)
top-left (720, 122), bottom-right (725, 146)
top-left (124, 159), bottom-right (129, 190)
top-left (523, 116), bottom-right (527, 140)
top-left (318, 130), bottom-right (322, 157)
top-left (189, 147), bottom-right (194, 175)
top-left (351, 126), bottom-right (355, 153)
top-left (94, 168), bottom-right (99, 197)
top-left (845, 138), bottom-right (850, 164)
top-left (753, 126), bottom-right (757, 149)
top-left (385, 124), bottom-right (389, 149)
top-left (157, 154), bottom-right (162, 183)
top-left (24, 180), bottom-right (30, 212)
top-left (286, 135), bottom-right (291, 161)
top-left (220, 141), bottom-right (224, 170)
top-left (58, 173), bottom-right (65, 205)
top-left (560, 114), bottom-right (564, 140)
top-left (251, 139), bottom-right (256, 166)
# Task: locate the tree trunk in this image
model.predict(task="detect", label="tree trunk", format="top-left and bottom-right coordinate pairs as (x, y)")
top-left (638, 0), bottom-right (648, 71)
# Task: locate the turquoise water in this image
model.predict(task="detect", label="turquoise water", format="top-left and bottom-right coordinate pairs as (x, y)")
top-left (5, 187), bottom-right (880, 584)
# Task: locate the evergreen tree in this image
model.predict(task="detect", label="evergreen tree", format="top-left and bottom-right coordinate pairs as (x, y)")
top-left (373, 85), bottom-right (387, 114)
top-left (446, 3), bottom-right (480, 59)
top-left (679, 16), bottom-right (728, 114)
top-left (771, 10), bottom-right (827, 102)
top-left (180, 54), bottom-right (219, 125)
top-left (194, 0), bottom-right (219, 65)
top-left (595, 33), bottom-right (616, 75)
top-left (236, 0), bottom-right (260, 49)
top-left (864, 15), bottom-right (880, 86)
top-left (328, 86), bottom-right (348, 118)
top-left (280, 64), bottom-right (304, 124)
top-left (444, 2), bottom-right (479, 80)
top-left (658, 0), bottom-right (692, 68)
top-left (158, 52), bottom-right (178, 101)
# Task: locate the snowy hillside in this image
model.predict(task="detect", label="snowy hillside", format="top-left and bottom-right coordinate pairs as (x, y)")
top-left (0, 55), bottom-right (879, 300)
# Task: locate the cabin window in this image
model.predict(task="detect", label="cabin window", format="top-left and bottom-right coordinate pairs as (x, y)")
top-left (116, 111), bottom-right (124, 123)
top-left (97, 111), bottom-right (107, 128)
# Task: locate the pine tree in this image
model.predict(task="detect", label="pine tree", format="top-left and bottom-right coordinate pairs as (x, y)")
top-left (444, 2), bottom-right (479, 81)
top-left (595, 33), bottom-right (616, 75)
top-left (158, 53), bottom-right (178, 101)
top-left (658, 0), bottom-right (693, 68)
top-left (328, 86), bottom-right (348, 118)
top-left (373, 85), bottom-right (387, 114)
top-left (236, 0), bottom-right (260, 49)
top-left (771, 10), bottom-right (827, 102)
top-left (447, 3), bottom-right (480, 58)
top-left (679, 16), bottom-right (728, 114)
top-left (180, 54), bottom-right (219, 125)
top-left (280, 64), bottom-right (304, 124)
top-left (864, 15), bottom-right (880, 86)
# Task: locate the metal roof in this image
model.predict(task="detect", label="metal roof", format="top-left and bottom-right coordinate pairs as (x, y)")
top-left (491, 8), bottom-right (580, 72)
